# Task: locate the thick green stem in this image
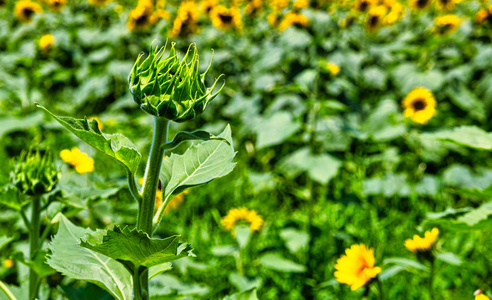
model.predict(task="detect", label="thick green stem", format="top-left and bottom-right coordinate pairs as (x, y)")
top-left (135, 117), bottom-right (169, 300)
top-left (428, 259), bottom-right (434, 300)
top-left (377, 277), bottom-right (385, 300)
top-left (29, 195), bottom-right (41, 300)
top-left (132, 267), bottom-right (143, 300)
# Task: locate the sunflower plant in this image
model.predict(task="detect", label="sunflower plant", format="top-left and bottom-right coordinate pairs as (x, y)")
top-left (35, 41), bottom-right (235, 300)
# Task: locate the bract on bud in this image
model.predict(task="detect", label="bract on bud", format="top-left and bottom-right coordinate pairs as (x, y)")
top-left (129, 41), bottom-right (224, 122)
top-left (13, 150), bottom-right (60, 196)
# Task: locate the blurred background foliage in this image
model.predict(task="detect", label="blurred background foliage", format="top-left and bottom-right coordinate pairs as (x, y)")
top-left (0, 0), bottom-right (491, 298)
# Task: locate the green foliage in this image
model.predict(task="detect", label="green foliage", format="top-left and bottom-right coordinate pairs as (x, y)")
top-left (80, 226), bottom-right (193, 270)
top-left (37, 104), bottom-right (141, 174)
top-left (156, 125), bottom-right (236, 227)
top-left (48, 215), bottom-right (133, 300)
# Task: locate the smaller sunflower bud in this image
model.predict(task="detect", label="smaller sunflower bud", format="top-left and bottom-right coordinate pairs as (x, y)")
top-left (129, 41), bottom-right (224, 122)
top-left (13, 150), bottom-right (60, 196)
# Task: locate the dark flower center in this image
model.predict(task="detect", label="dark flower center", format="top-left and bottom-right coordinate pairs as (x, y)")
top-left (417, 0), bottom-right (429, 8)
top-left (412, 99), bottom-right (426, 111)
top-left (22, 7), bottom-right (35, 18)
top-left (219, 13), bottom-right (233, 24)
top-left (359, 1), bottom-right (368, 11)
top-left (135, 14), bottom-right (149, 26)
top-left (369, 15), bottom-right (379, 27)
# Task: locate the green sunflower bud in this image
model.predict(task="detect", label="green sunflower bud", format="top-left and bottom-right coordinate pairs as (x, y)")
top-left (129, 41), bottom-right (224, 122)
top-left (13, 150), bottom-right (60, 196)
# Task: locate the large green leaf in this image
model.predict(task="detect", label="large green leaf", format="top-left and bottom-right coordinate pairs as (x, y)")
top-left (258, 253), bottom-right (306, 273)
top-left (278, 147), bottom-right (341, 185)
top-left (36, 104), bottom-right (141, 173)
top-left (80, 226), bottom-right (193, 270)
top-left (47, 215), bottom-right (132, 300)
top-left (424, 126), bottom-right (492, 151)
top-left (155, 125), bottom-right (236, 228)
top-left (254, 112), bottom-right (301, 149)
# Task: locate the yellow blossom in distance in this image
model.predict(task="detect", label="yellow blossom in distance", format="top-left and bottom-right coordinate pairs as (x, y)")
top-left (60, 147), bottom-right (94, 174)
top-left (39, 34), bottom-right (55, 52)
top-left (221, 207), bottom-right (264, 235)
top-left (210, 5), bottom-right (243, 31)
top-left (293, 0), bottom-right (309, 10)
top-left (366, 5), bottom-right (387, 32)
top-left (15, 0), bottom-right (42, 23)
top-left (433, 14), bottom-right (461, 35)
top-left (3, 259), bottom-right (14, 268)
top-left (169, 1), bottom-right (200, 37)
top-left (334, 244), bottom-right (382, 291)
top-left (436, 0), bottom-right (458, 11)
top-left (402, 87), bottom-right (437, 124)
top-left (278, 11), bottom-right (310, 31)
top-left (326, 62), bottom-right (340, 76)
top-left (88, 0), bottom-right (110, 7)
top-left (404, 227), bottom-right (439, 254)
top-left (475, 290), bottom-right (491, 300)
top-left (201, 0), bottom-right (218, 16)
top-left (410, 0), bottom-right (432, 10)
top-left (47, 0), bottom-right (66, 12)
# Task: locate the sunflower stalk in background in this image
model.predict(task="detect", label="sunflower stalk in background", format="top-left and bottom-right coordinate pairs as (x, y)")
top-left (37, 41), bottom-right (235, 300)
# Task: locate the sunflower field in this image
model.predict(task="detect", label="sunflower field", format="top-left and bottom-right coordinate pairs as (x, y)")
top-left (0, 0), bottom-right (492, 299)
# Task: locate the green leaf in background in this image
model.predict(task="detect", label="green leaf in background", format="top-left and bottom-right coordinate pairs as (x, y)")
top-left (392, 63), bottom-right (444, 94)
top-left (254, 112), bottom-right (301, 150)
top-left (223, 288), bottom-right (259, 300)
top-left (258, 253), bottom-right (306, 273)
top-left (278, 147), bottom-right (341, 185)
top-left (383, 258), bottom-right (428, 272)
top-left (361, 99), bottom-right (406, 142)
top-left (228, 273), bottom-right (262, 293)
top-left (156, 125), bottom-right (236, 227)
top-left (435, 252), bottom-right (462, 266)
top-left (47, 215), bottom-right (132, 300)
top-left (36, 104), bottom-right (141, 174)
top-left (446, 85), bottom-right (486, 122)
top-left (0, 185), bottom-right (30, 211)
top-left (149, 274), bottom-right (209, 298)
top-left (425, 126), bottom-right (492, 151)
top-left (0, 235), bottom-right (15, 252)
top-left (80, 226), bottom-right (193, 270)
top-left (280, 228), bottom-right (310, 254)
top-left (12, 250), bottom-right (56, 278)
top-left (422, 201), bottom-right (492, 231)
top-left (0, 112), bottom-right (44, 139)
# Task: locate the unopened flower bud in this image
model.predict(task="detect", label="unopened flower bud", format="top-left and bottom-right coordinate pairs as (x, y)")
top-left (13, 150), bottom-right (60, 196)
top-left (129, 41), bottom-right (224, 122)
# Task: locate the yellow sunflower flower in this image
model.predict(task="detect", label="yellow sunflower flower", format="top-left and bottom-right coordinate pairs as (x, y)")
top-left (3, 259), bottom-right (14, 268)
top-left (60, 147), bottom-right (94, 174)
top-left (14, 0), bottom-right (42, 23)
top-left (366, 5), bottom-right (387, 32)
top-left (475, 9), bottom-right (489, 24)
top-left (270, 0), bottom-right (289, 10)
top-left (433, 14), bottom-right (461, 35)
top-left (165, 190), bottom-right (189, 212)
top-left (210, 5), bottom-right (242, 31)
top-left (201, 0), bottom-right (217, 16)
top-left (402, 87), bottom-right (436, 124)
top-left (326, 62), bottom-right (340, 76)
top-left (221, 207), bottom-right (264, 235)
top-left (354, 0), bottom-right (376, 12)
top-left (293, 0), bottom-right (309, 10)
top-left (383, 1), bottom-right (404, 25)
top-left (404, 228), bottom-right (439, 254)
top-left (436, 0), bottom-right (457, 11)
top-left (169, 1), bottom-right (199, 37)
top-left (277, 11), bottom-right (310, 31)
top-left (409, 0), bottom-right (432, 11)
top-left (334, 244), bottom-right (382, 291)
top-left (475, 290), bottom-right (491, 300)
top-left (245, 0), bottom-right (263, 16)
top-left (39, 34), bottom-right (55, 52)
top-left (127, 0), bottom-right (154, 32)
top-left (47, 0), bottom-right (66, 12)
top-left (88, 0), bottom-right (110, 6)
